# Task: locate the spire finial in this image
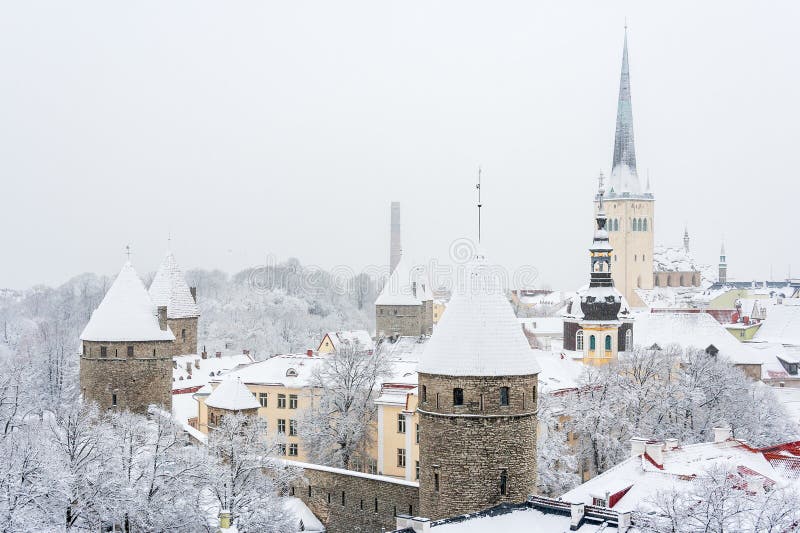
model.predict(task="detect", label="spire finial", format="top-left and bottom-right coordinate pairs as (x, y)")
top-left (476, 166), bottom-right (483, 244)
top-left (597, 170), bottom-right (606, 212)
top-left (125, 244), bottom-right (132, 263)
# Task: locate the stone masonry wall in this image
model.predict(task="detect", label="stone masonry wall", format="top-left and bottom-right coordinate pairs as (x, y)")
top-left (291, 464), bottom-right (419, 533)
top-left (167, 316), bottom-right (198, 356)
top-left (80, 340), bottom-right (174, 413)
top-left (376, 304), bottom-right (422, 337)
top-left (417, 373), bottom-right (538, 521)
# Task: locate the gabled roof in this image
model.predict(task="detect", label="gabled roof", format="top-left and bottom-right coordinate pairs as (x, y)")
top-left (320, 330), bottom-right (375, 352)
top-left (148, 251), bottom-right (200, 319)
top-left (753, 303), bottom-right (800, 345)
top-left (375, 256), bottom-right (432, 306)
top-left (418, 252), bottom-right (541, 377)
top-left (205, 377), bottom-right (260, 411)
top-left (80, 262), bottom-right (175, 342)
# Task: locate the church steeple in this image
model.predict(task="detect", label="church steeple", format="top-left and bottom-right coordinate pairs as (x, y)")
top-left (609, 26), bottom-right (643, 196)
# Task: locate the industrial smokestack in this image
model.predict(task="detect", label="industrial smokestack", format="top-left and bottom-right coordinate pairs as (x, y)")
top-left (390, 201), bottom-right (402, 273)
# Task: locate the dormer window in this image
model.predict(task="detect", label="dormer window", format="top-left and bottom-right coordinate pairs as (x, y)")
top-left (286, 368), bottom-right (298, 377)
top-left (705, 344), bottom-right (719, 357)
top-left (778, 357), bottom-right (799, 376)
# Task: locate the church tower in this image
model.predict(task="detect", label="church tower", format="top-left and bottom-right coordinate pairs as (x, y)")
top-left (600, 27), bottom-right (654, 307)
top-left (80, 260), bottom-right (175, 413)
top-left (564, 175), bottom-right (632, 365)
top-left (148, 250), bottom-right (200, 356)
top-left (417, 250), bottom-right (540, 520)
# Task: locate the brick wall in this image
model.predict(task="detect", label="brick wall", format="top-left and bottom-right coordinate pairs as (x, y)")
top-left (80, 339), bottom-right (174, 413)
top-left (417, 373), bottom-right (538, 520)
top-left (290, 463), bottom-right (419, 533)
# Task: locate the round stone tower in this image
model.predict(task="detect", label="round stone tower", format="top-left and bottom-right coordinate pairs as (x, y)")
top-left (417, 251), bottom-right (541, 520)
top-left (80, 261), bottom-right (176, 413)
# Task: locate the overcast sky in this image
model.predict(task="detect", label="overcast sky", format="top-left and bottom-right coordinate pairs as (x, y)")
top-left (1, 1), bottom-right (798, 290)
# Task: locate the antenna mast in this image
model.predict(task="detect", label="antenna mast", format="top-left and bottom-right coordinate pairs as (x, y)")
top-left (476, 166), bottom-right (482, 243)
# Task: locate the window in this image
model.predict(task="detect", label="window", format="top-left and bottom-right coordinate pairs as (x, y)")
top-left (500, 469), bottom-right (508, 496)
top-left (126, 345), bottom-right (134, 357)
top-left (289, 394), bottom-right (298, 409)
top-left (100, 346), bottom-right (107, 358)
top-left (453, 388), bottom-right (464, 406)
top-left (289, 419), bottom-right (297, 436)
top-left (397, 448), bottom-right (406, 468)
top-left (278, 444), bottom-right (286, 455)
top-left (605, 335), bottom-right (612, 351)
top-left (625, 330), bottom-right (633, 351)
top-left (436, 393), bottom-right (440, 409)
top-left (643, 218), bottom-right (648, 231)
top-left (152, 349), bottom-right (156, 356)
top-left (397, 414), bottom-right (406, 433)
top-left (288, 443), bottom-right (298, 456)
top-left (374, 498), bottom-right (378, 513)
top-left (480, 394), bottom-right (484, 411)
top-left (421, 385), bottom-right (426, 403)
top-left (576, 329), bottom-right (584, 350)
top-left (434, 472), bottom-right (440, 493)
top-left (259, 393), bottom-right (268, 407)
top-left (614, 219), bottom-right (619, 231)
top-left (500, 387), bottom-right (509, 406)
top-left (278, 394), bottom-right (286, 408)
top-left (341, 491), bottom-right (345, 506)
top-left (368, 459), bottom-right (377, 475)
top-left (278, 419), bottom-right (286, 434)
top-left (415, 461), bottom-right (420, 480)
top-left (589, 335), bottom-right (596, 351)
top-left (593, 497), bottom-right (607, 507)
top-left (181, 328), bottom-right (186, 340)
top-left (416, 423), bottom-right (419, 444)
top-left (111, 393), bottom-right (117, 407)
top-left (82, 343), bottom-right (86, 355)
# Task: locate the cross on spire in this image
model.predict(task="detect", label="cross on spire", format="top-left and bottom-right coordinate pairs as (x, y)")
top-left (125, 244), bottom-right (132, 262)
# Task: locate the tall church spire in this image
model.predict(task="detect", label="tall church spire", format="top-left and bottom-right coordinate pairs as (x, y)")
top-left (609, 26), bottom-right (642, 195)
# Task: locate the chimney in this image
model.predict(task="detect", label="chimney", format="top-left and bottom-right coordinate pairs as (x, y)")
top-left (618, 511), bottom-right (632, 533)
top-left (713, 426), bottom-right (732, 443)
top-left (570, 502), bottom-right (585, 530)
top-left (307, 349), bottom-right (313, 357)
top-left (645, 441), bottom-right (664, 467)
top-left (194, 359), bottom-right (200, 369)
top-left (395, 515), bottom-right (430, 533)
top-left (201, 347), bottom-right (207, 360)
top-left (157, 306), bottom-right (168, 331)
top-left (243, 349), bottom-right (250, 356)
top-left (215, 351), bottom-right (222, 358)
top-left (190, 286), bottom-right (197, 302)
top-left (185, 361), bottom-right (192, 374)
top-left (664, 438), bottom-right (679, 451)
top-left (630, 437), bottom-right (647, 458)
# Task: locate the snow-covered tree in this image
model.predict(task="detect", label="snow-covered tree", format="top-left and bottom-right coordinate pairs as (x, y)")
top-left (205, 413), bottom-right (296, 532)
top-left (299, 344), bottom-right (391, 469)
top-left (536, 392), bottom-right (580, 496)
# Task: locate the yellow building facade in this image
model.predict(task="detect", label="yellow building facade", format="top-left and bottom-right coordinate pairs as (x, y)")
top-left (601, 198), bottom-right (654, 308)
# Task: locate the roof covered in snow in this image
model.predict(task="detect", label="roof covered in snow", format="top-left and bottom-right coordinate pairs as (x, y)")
top-left (375, 256), bottom-right (433, 306)
top-left (633, 312), bottom-right (764, 365)
top-left (418, 253), bottom-right (540, 377)
top-left (205, 377), bottom-right (260, 411)
top-left (562, 437), bottom-right (800, 514)
top-left (218, 353), bottom-right (330, 388)
top-left (148, 251), bottom-right (200, 319)
top-left (428, 504), bottom-right (620, 532)
top-left (172, 352), bottom-right (254, 391)
top-left (320, 330), bottom-right (375, 353)
top-left (753, 303), bottom-right (800, 345)
top-left (533, 349), bottom-right (584, 393)
top-left (80, 262), bottom-right (175, 342)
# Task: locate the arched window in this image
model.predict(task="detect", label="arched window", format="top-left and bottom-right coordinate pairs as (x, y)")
top-left (614, 219), bottom-right (619, 231)
top-left (576, 330), bottom-right (584, 351)
top-left (421, 385), bottom-right (427, 403)
top-left (605, 335), bottom-right (612, 351)
top-left (643, 218), bottom-right (648, 231)
top-left (589, 335), bottom-right (596, 351)
top-left (453, 388), bottom-right (464, 406)
top-left (625, 330), bottom-right (633, 351)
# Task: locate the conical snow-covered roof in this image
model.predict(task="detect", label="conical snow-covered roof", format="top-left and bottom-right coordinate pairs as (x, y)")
top-left (80, 262), bottom-right (176, 342)
top-left (205, 377), bottom-right (260, 411)
top-left (375, 256), bottom-right (432, 306)
top-left (418, 251), bottom-right (540, 377)
top-left (148, 251), bottom-right (200, 319)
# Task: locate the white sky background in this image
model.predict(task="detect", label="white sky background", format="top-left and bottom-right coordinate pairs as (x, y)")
top-left (1, 1), bottom-right (798, 290)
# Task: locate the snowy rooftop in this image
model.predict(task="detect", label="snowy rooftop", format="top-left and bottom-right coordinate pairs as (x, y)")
top-left (205, 377), bottom-right (260, 411)
top-left (376, 335), bottom-right (429, 363)
top-left (172, 352), bottom-right (254, 391)
top-left (148, 251), bottom-right (201, 319)
top-left (533, 349), bottom-right (584, 393)
top-left (217, 353), bottom-right (330, 388)
top-left (562, 286), bottom-right (631, 320)
top-left (418, 253), bottom-right (541, 377)
top-left (633, 312), bottom-right (764, 365)
top-left (562, 437), bottom-right (800, 514)
top-left (375, 256), bottom-right (433, 306)
top-left (753, 303), bottom-right (800, 345)
top-left (80, 261), bottom-right (175, 342)
top-left (427, 504), bottom-right (620, 532)
top-left (320, 330), bottom-right (375, 352)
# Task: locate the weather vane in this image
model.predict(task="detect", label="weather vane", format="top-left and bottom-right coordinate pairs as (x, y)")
top-left (476, 166), bottom-right (483, 243)
top-left (125, 244), bottom-right (132, 262)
